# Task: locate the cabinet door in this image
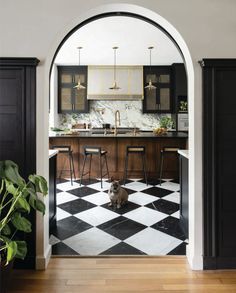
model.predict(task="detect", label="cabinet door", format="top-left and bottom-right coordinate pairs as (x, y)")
top-left (143, 66), bottom-right (172, 113)
top-left (58, 66), bottom-right (88, 113)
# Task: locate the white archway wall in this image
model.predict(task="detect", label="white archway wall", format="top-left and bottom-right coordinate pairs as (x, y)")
top-left (1, 0), bottom-right (236, 270)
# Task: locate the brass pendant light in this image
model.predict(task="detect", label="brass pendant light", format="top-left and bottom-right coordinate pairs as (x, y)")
top-left (109, 46), bottom-right (121, 90)
top-left (145, 46), bottom-right (157, 90)
top-left (73, 46), bottom-right (86, 90)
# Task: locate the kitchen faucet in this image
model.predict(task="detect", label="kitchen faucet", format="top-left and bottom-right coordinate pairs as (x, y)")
top-left (114, 110), bottom-right (121, 135)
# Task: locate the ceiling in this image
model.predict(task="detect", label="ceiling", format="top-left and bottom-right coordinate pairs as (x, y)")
top-left (55, 16), bottom-right (183, 66)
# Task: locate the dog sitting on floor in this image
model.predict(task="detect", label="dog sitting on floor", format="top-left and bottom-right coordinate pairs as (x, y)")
top-left (108, 178), bottom-right (129, 209)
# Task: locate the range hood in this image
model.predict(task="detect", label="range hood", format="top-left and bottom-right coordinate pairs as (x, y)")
top-left (87, 66), bottom-right (144, 100)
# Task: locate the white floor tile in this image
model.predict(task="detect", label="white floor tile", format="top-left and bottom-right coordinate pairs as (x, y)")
top-left (158, 181), bottom-right (180, 192)
top-left (49, 235), bottom-right (60, 245)
top-left (171, 210), bottom-right (180, 219)
top-left (57, 191), bottom-right (78, 205)
top-left (124, 181), bottom-right (151, 191)
top-left (83, 192), bottom-right (110, 205)
top-left (124, 227), bottom-right (182, 255)
top-left (63, 227), bottom-right (120, 255)
top-left (88, 181), bottom-right (111, 191)
top-left (56, 207), bottom-right (71, 221)
top-left (57, 181), bottom-right (81, 191)
top-left (162, 192), bottom-right (180, 204)
top-left (128, 192), bottom-right (158, 206)
top-left (124, 207), bottom-right (168, 226)
top-left (74, 206), bottom-right (119, 226)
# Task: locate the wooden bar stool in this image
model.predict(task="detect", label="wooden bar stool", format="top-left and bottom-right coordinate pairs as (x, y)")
top-left (159, 146), bottom-right (179, 185)
top-left (124, 146), bottom-right (148, 185)
top-left (80, 146), bottom-right (109, 189)
top-left (51, 145), bottom-right (76, 185)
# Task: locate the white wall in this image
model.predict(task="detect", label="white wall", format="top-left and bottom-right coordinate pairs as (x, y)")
top-left (1, 0), bottom-right (236, 270)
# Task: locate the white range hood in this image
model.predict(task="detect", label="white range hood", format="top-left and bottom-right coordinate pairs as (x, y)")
top-left (87, 66), bottom-right (143, 100)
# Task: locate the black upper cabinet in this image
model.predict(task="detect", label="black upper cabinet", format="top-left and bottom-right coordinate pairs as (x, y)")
top-left (58, 66), bottom-right (89, 113)
top-left (143, 66), bottom-right (173, 113)
top-left (172, 63), bottom-right (187, 113)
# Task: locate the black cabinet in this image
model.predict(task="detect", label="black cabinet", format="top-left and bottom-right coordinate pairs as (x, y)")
top-left (143, 66), bottom-right (173, 113)
top-left (0, 58), bottom-right (39, 269)
top-left (58, 66), bottom-right (89, 113)
top-left (202, 59), bottom-right (236, 269)
top-left (49, 152), bottom-right (57, 234)
top-left (179, 153), bottom-right (189, 239)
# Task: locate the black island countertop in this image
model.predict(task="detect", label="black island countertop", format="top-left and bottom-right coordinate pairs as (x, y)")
top-left (49, 130), bottom-right (188, 139)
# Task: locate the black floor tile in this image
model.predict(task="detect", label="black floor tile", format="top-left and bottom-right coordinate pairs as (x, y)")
top-left (101, 201), bottom-right (140, 215)
top-left (58, 198), bottom-right (96, 214)
top-left (100, 242), bottom-right (146, 255)
top-left (138, 178), bottom-right (165, 186)
top-left (75, 178), bottom-right (100, 185)
top-left (169, 179), bottom-right (179, 184)
top-left (146, 199), bottom-right (179, 215)
top-left (151, 216), bottom-right (186, 240)
top-left (167, 242), bottom-right (186, 255)
top-left (67, 186), bottom-right (98, 197)
top-left (141, 186), bottom-right (173, 198)
top-left (51, 216), bottom-right (92, 240)
top-left (97, 216), bottom-right (146, 240)
top-left (52, 242), bottom-right (79, 255)
top-left (56, 188), bottom-right (63, 193)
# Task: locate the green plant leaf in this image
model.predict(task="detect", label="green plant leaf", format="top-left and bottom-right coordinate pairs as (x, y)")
top-left (17, 197), bottom-right (30, 213)
top-left (36, 199), bottom-right (45, 215)
top-left (2, 223), bottom-right (11, 236)
top-left (11, 212), bottom-right (32, 233)
top-left (5, 181), bottom-right (17, 195)
top-left (4, 161), bottom-right (24, 186)
top-left (28, 193), bottom-right (37, 210)
top-left (6, 241), bottom-right (17, 263)
top-left (15, 241), bottom-right (27, 260)
top-left (38, 176), bottom-right (48, 195)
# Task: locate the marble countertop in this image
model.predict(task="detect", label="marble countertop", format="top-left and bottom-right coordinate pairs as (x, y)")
top-left (49, 149), bottom-right (58, 158)
top-left (178, 149), bottom-right (189, 159)
top-left (49, 131), bottom-right (188, 139)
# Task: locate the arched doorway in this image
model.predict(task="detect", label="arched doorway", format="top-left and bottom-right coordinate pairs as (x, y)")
top-left (38, 3), bottom-right (202, 270)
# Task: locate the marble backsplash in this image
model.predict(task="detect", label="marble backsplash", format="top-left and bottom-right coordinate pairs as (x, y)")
top-left (57, 100), bottom-right (171, 130)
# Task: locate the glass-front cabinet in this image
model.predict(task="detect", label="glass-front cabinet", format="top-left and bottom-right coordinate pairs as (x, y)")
top-left (143, 66), bottom-right (172, 113)
top-left (58, 66), bottom-right (89, 113)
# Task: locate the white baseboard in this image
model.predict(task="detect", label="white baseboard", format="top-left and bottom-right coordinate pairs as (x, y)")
top-left (36, 244), bottom-right (52, 270)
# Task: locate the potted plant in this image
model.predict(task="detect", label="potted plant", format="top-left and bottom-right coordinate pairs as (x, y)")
top-left (0, 160), bottom-right (48, 292)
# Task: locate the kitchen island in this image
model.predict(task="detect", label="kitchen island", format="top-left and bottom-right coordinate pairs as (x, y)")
top-left (49, 130), bottom-right (188, 179)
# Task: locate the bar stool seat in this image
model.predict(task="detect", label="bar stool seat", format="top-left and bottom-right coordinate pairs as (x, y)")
top-left (159, 146), bottom-right (179, 185)
top-left (80, 146), bottom-right (109, 188)
top-left (51, 145), bottom-right (76, 185)
top-left (124, 146), bottom-right (148, 185)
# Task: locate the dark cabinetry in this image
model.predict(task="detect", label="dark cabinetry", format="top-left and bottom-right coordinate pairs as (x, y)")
top-left (58, 66), bottom-right (89, 113)
top-left (143, 66), bottom-right (172, 113)
top-left (0, 58), bottom-right (39, 269)
top-left (179, 153), bottom-right (189, 239)
top-left (49, 152), bottom-right (57, 234)
top-left (202, 59), bottom-right (236, 269)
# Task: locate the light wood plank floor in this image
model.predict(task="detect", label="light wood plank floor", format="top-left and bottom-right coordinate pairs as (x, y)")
top-left (8, 257), bottom-right (236, 292)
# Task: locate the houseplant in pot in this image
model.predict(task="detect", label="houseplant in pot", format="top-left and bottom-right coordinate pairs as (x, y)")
top-left (0, 160), bottom-right (48, 292)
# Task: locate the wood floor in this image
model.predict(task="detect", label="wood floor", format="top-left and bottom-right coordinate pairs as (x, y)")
top-left (8, 257), bottom-right (236, 292)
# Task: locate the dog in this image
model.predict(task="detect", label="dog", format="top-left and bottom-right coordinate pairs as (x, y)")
top-left (108, 179), bottom-right (128, 209)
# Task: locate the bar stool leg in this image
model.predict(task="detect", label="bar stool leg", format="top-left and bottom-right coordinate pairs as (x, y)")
top-left (68, 152), bottom-right (73, 185)
top-left (142, 153), bottom-right (148, 185)
top-left (70, 152), bottom-right (76, 180)
top-left (124, 153), bottom-right (129, 185)
top-left (99, 155), bottom-right (103, 189)
top-left (80, 154), bottom-right (87, 186)
top-left (104, 154), bottom-right (110, 180)
top-left (88, 154), bottom-right (92, 182)
top-left (159, 151), bottom-right (164, 185)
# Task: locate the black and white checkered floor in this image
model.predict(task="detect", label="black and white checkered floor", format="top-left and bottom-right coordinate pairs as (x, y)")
top-left (50, 178), bottom-right (187, 256)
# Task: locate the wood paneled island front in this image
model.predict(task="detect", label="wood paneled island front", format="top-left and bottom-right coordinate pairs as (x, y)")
top-left (49, 131), bottom-right (188, 180)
